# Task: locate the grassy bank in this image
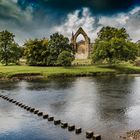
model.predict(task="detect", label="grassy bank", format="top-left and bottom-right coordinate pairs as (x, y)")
top-left (0, 64), bottom-right (140, 80)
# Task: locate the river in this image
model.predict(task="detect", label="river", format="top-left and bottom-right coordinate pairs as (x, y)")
top-left (0, 76), bottom-right (140, 140)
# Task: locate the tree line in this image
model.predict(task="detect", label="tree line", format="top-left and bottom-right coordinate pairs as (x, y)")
top-left (0, 26), bottom-right (140, 66)
top-left (0, 31), bottom-right (74, 66)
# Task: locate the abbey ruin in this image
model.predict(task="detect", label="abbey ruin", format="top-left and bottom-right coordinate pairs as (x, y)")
top-left (71, 27), bottom-right (93, 59)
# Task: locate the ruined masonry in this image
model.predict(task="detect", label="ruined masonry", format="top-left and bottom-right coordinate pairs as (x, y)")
top-left (71, 27), bottom-right (93, 59)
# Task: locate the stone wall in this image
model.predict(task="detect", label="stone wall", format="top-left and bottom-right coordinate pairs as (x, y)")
top-left (75, 41), bottom-right (89, 59)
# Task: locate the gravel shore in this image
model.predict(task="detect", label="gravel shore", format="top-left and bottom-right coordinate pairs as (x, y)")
top-left (120, 130), bottom-right (140, 140)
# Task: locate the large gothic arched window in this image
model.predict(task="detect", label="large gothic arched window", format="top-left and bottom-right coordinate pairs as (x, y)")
top-left (71, 27), bottom-right (90, 59)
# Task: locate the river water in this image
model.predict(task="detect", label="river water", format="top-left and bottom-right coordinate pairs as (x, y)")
top-left (0, 76), bottom-right (140, 140)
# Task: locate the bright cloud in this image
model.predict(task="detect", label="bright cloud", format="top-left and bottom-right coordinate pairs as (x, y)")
top-left (53, 8), bottom-right (101, 42)
top-left (53, 6), bottom-right (140, 43)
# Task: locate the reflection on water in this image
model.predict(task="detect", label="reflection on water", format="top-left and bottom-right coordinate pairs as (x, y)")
top-left (0, 76), bottom-right (140, 140)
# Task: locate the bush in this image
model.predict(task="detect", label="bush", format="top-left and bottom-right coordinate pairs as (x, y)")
top-left (57, 51), bottom-right (74, 66)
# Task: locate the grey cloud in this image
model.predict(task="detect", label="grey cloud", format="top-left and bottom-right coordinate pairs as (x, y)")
top-left (0, 0), bottom-right (32, 25)
top-left (0, 0), bottom-right (140, 45)
top-left (0, 0), bottom-right (53, 44)
top-left (125, 9), bottom-right (140, 41)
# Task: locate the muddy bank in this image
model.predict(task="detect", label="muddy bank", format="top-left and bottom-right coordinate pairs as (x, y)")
top-left (0, 72), bottom-right (117, 81)
top-left (0, 73), bottom-right (46, 81)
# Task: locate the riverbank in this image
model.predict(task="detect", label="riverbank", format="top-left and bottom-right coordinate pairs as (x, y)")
top-left (120, 130), bottom-right (140, 140)
top-left (0, 65), bottom-right (140, 80)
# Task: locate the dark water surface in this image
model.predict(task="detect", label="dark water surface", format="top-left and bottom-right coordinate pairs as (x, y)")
top-left (0, 76), bottom-right (140, 140)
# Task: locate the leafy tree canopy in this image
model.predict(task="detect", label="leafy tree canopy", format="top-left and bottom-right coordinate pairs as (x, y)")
top-left (92, 26), bottom-right (138, 64)
top-left (24, 38), bottom-right (49, 66)
top-left (97, 26), bottom-right (130, 41)
top-left (47, 32), bottom-right (74, 66)
top-left (0, 30), bottom-right (21, 65)
top-left (24, 33), bottom-right (74, 66)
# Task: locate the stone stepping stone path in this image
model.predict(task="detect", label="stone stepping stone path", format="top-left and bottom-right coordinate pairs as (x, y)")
top-left (0, 94), bottom-right (101, 140)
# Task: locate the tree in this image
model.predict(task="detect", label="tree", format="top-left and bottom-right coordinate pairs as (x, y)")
top-left (136, 41), bottom-right (140, 56)
top-left (57, 51), bottom-right (74, 66)
top-left (24, 38), bottom-right (49, 66)
top-left (0, 30), bottom-right (21, 65)
top-left (24, 33), bottom-right (74, 66)
top-left (47, 33), bottom-right (74, 66)
top-left (97, 26), bottom-right (129, 41)
top-left (92, 26), bottom-right (138, 64)
top-left (9, 43), bottom-right (21, 64)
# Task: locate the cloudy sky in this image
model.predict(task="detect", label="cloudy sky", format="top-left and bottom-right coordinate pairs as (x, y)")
top-left (0, 0), bottom-right (140, 45)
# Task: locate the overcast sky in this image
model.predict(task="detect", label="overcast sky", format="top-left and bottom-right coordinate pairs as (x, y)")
top-left (0, 0), bottom-right (140, 45)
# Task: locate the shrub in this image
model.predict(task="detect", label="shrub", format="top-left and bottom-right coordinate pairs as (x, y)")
top-left (57, 51), bottom-right (74, 66)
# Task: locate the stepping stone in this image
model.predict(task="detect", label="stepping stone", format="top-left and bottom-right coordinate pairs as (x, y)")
top-left (16, 102), bottom-right (19, 105)
top-left (34, 110), bottom-right (39, 114)
top-left (75, 127), bottom-right (82, 134)
top-left (12, 101), bottom-right (16, 103)
top-left (18, 103), bottom-right (22, 106)
top-left (37, 112), bottom-right (43, 116)
top-left (30, 108), bottom-right (35, 112)
top-left (68, 125), bottom-right (75, 131)
top-left (21, 105), bottom-right (25, 108)
top-left (86, 131), bottom-right (94, 139)
top-left (9, 99), bottom-right (13, 102)
top-left (93, 134), bottom-right (101, 140)
top-left (48, 116), bottom-right (54, 121)
top-left (61, 122), bottom-right (68, 128)
top-left (24, 106), bottom-right (28, 109)
top-left (43, 114), bottom-right (48, 119)
top-left (26, 107), bottom-right (31, 111)
top-left (54, 119), bottom-right (61, 125)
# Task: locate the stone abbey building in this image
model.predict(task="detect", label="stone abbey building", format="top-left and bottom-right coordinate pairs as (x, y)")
top-left (71, 27), bottom-right (93, 59)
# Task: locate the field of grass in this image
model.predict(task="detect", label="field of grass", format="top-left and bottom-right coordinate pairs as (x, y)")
top-left (0, 65), bottom-right (115, 78)
top-left (0, 64), bottom-right (140, 79)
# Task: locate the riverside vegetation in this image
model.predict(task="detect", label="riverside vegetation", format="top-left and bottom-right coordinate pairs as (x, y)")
top-left (0, 26), bottom-right (140, 79)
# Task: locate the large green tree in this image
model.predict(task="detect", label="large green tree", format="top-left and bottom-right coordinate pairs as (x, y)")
top-left (97, 26), bottom-right (129, 41)
top-left (47, 33), bottom-right (74, 66)
top-left (0, 30), bottom-right (21, 65)
top-left (24, 38), bottom-right (49, 66)
top-left (92, 26), bottom-right (138, 64)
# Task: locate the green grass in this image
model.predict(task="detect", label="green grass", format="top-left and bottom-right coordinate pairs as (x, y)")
top-left (0, 65), bottom-right (115, 78)
top-left (112, 65), bottom-right (140, 74)
top-left (0, 64), bottom-right (140, 79)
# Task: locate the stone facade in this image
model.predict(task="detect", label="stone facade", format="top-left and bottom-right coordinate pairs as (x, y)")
top-left (71, 27), bottom-right (91, 59)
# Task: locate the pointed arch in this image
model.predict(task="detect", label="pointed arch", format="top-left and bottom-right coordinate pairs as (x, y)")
top-left (71, 27), bottom-right (91, 59)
